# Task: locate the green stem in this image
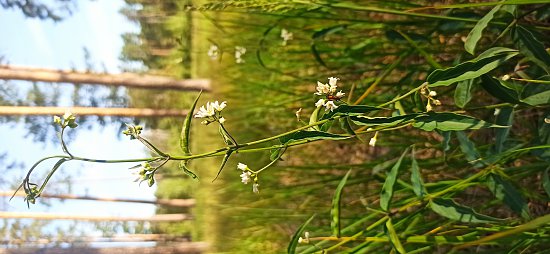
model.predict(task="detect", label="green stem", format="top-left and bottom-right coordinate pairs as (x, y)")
top-left (378, 83), bottom-right (426, 108)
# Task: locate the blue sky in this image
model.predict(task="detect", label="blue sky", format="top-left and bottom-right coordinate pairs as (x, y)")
top-left (0, 0), bottom-right (159, 237)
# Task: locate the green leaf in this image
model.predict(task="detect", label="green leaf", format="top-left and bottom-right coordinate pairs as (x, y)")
top-left (380, 149), bottom-right (408, 211)
top-left (456, 131), bottom-right (483, 168)
top-left (279, 130), bottom-right (351, 145)
top-left (339, 117), bottom-right (358, 137)
top-left (180, 91), bottom-right (202, 154)
top-left (516, 26), bottom-right (550, 73)
top-left (412, 112), bottom-right (503, 131)
top-left (427, 47), bottom-right (518, 87)
top-left (464, 5), bottom-right (501, 55)
top-left (331, 170), bottom-right (351, 237)
top-left (309, 106), bottom-right (321, 131)
top-left (430, 198), bottom-right (503, 223)
top-left (350, 114), bottom-right (419, 127)
top-left (479, 75), bottom-right (521, 104)
top-left (454, 79), bottom-right (474, 108)
top-left (486, 173), bottom-right (531, 219)
top-left (212, 149), bottom-right (234, 182)
top-left (218, 125), bottom-right (234, 146)
top-left (288, 214), bottom-right (316, 254)
top-left (321, 105), bottom-right (382, 120)
top-left (543, 168), bottom-right (550, 198)
top-left (493, 106), bottom-right (514, 154)
top-left (179, 161), bottom-right (198, 180)
top-left (411, 148), bottom-right (427, 198)
top-left (521, 90), bottom-right (550, 106)
top-left (385, 218), bottom-right (406, 254)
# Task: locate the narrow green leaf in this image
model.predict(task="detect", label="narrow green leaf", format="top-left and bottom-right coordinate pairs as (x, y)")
top-left (479, 75), bottom-right (521, 104)
top-left (455, 131), bottom-right (483, 168)
top-left (288, 214), bottom-right (316, 254)
top-left (180, 91), bottom-right (202, 154)
top-left (516, 26), bottom-right (550, 73)
top-left (321, 105), bottom-right (382, 120)
top-left (486, 173), bottom-right (530, 219)
top-left (427, 47), bottom-right (518, 87)
top-left (430, 198), bottom-right (503, 223)
top-left (521, 90), bottom-right (550, 106)
top-left (464, 5), bottom-right (501, 55)
top-left (493, 106), bottom-right (514, 154)
top-left (350, 114), bottom-right (419, 127)
top-left (309, 106), bottom-right (321, 131)
top-left (212, 149), bottom-right (234, 182)
top-left (459, 213), bottom-right (550, 248)
top-left (385, 218), bottom-right (406, 254)
top-left (218, 125), bottom-right (234, 146)
top-left (380, 149), bottom-right (408, 211)
top-left (410, 148), bottom-right (426, 198)
top-left (179, 161), bottom-right (198, 180)
top-left (331, 170), bottom-right (351, 237)
top-left (339, 117), bottom-right (357, 137)
top-left (279, 130), bottom-right (351, 145)
top-left (412, 112), bottom-right (503, 131)
top-left (454, 79), bottom-right (474, 108)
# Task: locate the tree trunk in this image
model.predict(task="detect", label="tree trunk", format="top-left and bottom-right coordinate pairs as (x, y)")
top-left (0, 65), bottom-right (210, 91)
top-left (3, 191), bottom-right (195, 208)
top-left (0, 211), bottom-right (192, 222)
top-left (0, 106), bottom-right (189, 117)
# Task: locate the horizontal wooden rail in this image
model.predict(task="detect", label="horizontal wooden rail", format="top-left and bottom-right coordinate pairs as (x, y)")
top-left (0, 211), bottom-right (192, 222)
top-left (0, 106), bottom-right (188, 117)
top-left (3, 191), bottom-right (195, 208)
top-left (0, 65), bottom-right (210, 91)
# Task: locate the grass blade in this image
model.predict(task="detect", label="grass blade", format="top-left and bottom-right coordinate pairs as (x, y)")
top-left (410, 147), bottom-right (426, 198)
top-left (380, 148), bottom-right (409, 211)
top-left (385, 218), bottom-right (406, 254)
top-left (288, 214), bottom-right (316, 254)
top-left (331, 170), bottom-right (352, 237)
top-left (180, 91), bottom-right (202, 154)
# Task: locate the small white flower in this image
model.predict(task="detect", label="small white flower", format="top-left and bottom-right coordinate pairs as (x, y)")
top-left (501, 74), bottom-right (511, 81)
top-left (315, 99), bottom-right (326, 108)
top-left (433, 99), bottom-right (441, 106)
top-left (324, 101), bottom-right (338, 111)
top-left (240, 171), bottom-right (252, 184)
top-left (235, 46), bottom-right (247, 64)
top-left (281, 29), bottom-right (293, 45)
top-left (295, 108), bottom-right (302, 120)
top-left (429, 90), bottom-right (437, 97)
top-left (328, 77), bottom-right (339, 86)
top-left (315, 81), bottom-right (331, 95)
top-left (194, 104), bottom-right (215, 118)
top-left (329, 84), bottom-right (337, 93)
top-left (219, 117), bottom-right (226, 124)
top-left (53, 115), bottom-right (61, 124)
top-left (369, 136), bottom-right (377, 147)
top-left (212, 101), bottom-right (227, 112)
top-left (545, 118), bottom-right (550, 124)
top-left (237, 163), bottom-right (248, 171)
top-left (336, 91), bottom-right (345, 98)
top-left (494, 108), bottom-right (501, 116)
top-left (252, 183), bottom-right (259, 193)
top-left (207, 45), bottom-right (219, 60)
top-left (63, 110), bottom-right (73, 120)
top-left (426, 102), bottom-right (433, 112)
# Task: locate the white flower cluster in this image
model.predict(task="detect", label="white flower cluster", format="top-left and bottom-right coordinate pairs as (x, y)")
top-left (235, 46), bottom-right (246, 64)
top-left (314, 77), bottom-right (345, 111)
top-left (207, 45), bottom-right (219, 60)
top-left (238, 163), bottom-right (259, 193)
top-left (194, 101), bottom-right (227, 125)
top-left (281, 28), bottom-right (293, 46)
top-left (420, 84), bottom-right (441, 112)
